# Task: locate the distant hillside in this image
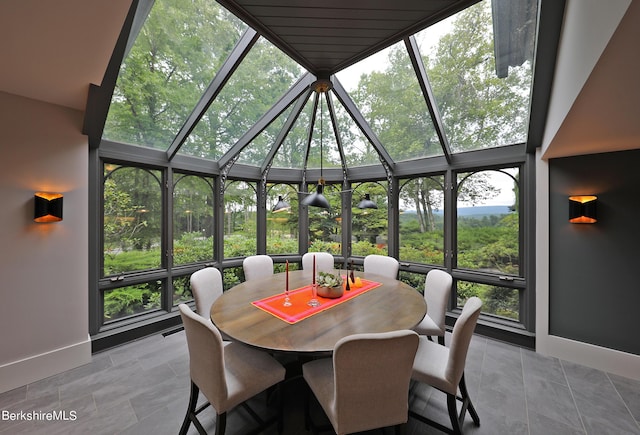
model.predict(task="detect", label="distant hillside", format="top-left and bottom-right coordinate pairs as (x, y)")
top-left (403, 205), bottom-right (513, 217)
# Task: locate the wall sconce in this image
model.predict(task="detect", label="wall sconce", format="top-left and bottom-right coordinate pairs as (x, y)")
top-left (569, 195), bottom-right (597, 223)
top-left (34, 192), bottom-right (63, 222)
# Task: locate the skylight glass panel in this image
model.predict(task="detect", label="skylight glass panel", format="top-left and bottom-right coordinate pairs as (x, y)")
top-left (416, 0), bottom-right (537, 153)
top-left (332, 98), bottom-right (381, 168)
top-left (336, 42), bottom-right (442, 162)
top-left (306, 96), bottom-right (342, 169)
top-left (103, 0), bottom-right (247, 149)
top-left (179, 37), bottom-right (305, 160)
top-left (235, 103), bottom-right (295, 167)
top-left (271, 96), bottom-right (314, 169)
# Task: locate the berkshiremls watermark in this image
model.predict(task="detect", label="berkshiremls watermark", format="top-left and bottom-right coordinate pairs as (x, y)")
top-left (2, 409), bottom-right (77, 422)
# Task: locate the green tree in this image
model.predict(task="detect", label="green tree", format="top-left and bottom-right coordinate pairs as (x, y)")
top-left (424, 1), bottom-right (531, 150)
top-left (104, 0), bottom-right (247, 148)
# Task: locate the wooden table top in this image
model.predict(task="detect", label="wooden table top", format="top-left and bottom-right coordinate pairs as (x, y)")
top-left (210, 269), bottom-right (427, 355)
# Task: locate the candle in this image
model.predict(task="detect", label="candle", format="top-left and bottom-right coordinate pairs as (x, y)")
top-left (285, 260), bottom-right (289, 291)
top-left (312, 255), bottom-right (316, 284)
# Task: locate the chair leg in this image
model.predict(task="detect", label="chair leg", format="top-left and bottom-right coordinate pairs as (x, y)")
top-left (277, 383), bottom-right (284, 434)
top-left (446, 393), bottom-right (462, 434)
top-left (304, 384), bottom-right (310, 430)
top-left (459, 374), bottom-right (480, 426)
top-left (179, 381), bottom-right (199, 435)
top-left (215, 412), bottom-right (227, 435)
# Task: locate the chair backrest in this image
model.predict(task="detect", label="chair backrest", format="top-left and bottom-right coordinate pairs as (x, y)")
top-left (190, 267), bottom-right (223, 318)
top-left (445, 297), bottom-right (482, 386)
top-left (332, 330), bottom-right (419, 434)
top-left (363, 254), bottom-right (399, 279)
top-left (243, 255), bottom-right (274, 281)
top-left (179, 304), bottom-right (227, 409)
top-left (302, 252), bottom-right (334, 273)
top-left (424, 269), bottom-right (453, 331)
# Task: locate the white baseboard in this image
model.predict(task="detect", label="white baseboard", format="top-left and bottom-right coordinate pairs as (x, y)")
top-left (540, 335), bottom-right (640, 381)
top-left (0, 336), bottom-right (92, 394)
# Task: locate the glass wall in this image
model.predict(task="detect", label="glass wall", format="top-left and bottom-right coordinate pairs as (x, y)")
top-left (351, 181), bottom-right (389, 257)
top-left (456, 168), bottom-right (520, 276)
top-left (223, 181), bottom-right (257, 258)
top-left (267, 184), bottom-right (298, 255)
top-left (90, 0), bottom-right (539, 346)
top-left (103, 165), bottom-right (163, 277)
top-left (398, 176), bottom-right (445, 266)
top-left (173, 174), bottom-right (214, 265)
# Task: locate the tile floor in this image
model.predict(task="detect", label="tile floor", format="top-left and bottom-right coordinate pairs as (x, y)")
top-left (0, 330), bottom-right (638, 434)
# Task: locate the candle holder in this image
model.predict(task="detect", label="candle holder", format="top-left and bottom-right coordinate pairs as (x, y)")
top-left (283, 260), bottom-right (292, 306)
top-left (307, 255), bottom-right (320, 306)
top-left (307, 283), bottom-right (320, 307)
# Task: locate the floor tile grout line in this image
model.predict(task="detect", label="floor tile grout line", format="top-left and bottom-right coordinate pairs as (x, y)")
top-left (604, 371), bottom-right (640, 431)
top-left (519, 347), bottom-right (532, 435)
top-left (559, 359), bottom-right (588, 434)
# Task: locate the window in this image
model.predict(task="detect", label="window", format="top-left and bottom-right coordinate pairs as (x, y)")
top-left (457, 281), bottom-right (520, 321)
top-left (103, 164), bottom-right (162, 276)
top-left (456, 168), bottom-right (519, 276)
top-left (223, 181), bottom-right (257, 258)
top-left (351, 181), bottom-right (388, 256)
top-left (267, 184), bottom-right (298, 255)
top-left (103, 281), bottom-right (162, 323)
top-left (173, 174), bottom-right (214, 265)
top-left (307, 183), bottom-right (341, 254)
top-left (103, 0), bottom-right (248, 149)
top-left (416, 0), bottom-right (536, 153)
top-left (399, 176), bottom-right (445, 266)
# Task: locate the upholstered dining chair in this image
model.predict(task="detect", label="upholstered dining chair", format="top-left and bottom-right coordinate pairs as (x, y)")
top-left (302, 252), bottom-right (334, 273)
top-left (409, 297), bottom-right (482, 435)
top-left (190, 267), bottom-right (224, 319)
top-left (363, 254), bottom-right (400, 279)
top-left (302, 330), bottom-right (419, 435)
top-left (178, 304), bottom-right (286, 435)
top-left (243, 254), bottom-right (274, 281)
top-left (414, 269), bottom-right (452, 345)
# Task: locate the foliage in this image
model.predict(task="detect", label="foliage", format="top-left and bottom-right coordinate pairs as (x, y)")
top-left (103, 166), bottom-right (162, 275)
top-left (104, 249), bottom-right (161, 276)
top-left (104, 282), bottom-right (160, 320)
top-left (316, 271), bottom-right (343, 288)
top-left (173, 232), bottom-right (213, 265)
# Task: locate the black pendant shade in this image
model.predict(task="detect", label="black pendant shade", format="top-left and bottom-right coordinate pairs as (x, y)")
top-left (357, 193), bottom-right (378, 209)
top-left (272, 195), bottom-right (291, 213)
top-left (301, 184), bottom-right (330, 209)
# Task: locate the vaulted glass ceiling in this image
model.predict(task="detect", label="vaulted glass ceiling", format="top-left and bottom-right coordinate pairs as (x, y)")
top-left (102, 0), bottom-right (538, 178)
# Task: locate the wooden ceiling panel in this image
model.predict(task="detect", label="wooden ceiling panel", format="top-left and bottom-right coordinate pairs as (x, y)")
top-left (216, 0), bottom-right (480, 74)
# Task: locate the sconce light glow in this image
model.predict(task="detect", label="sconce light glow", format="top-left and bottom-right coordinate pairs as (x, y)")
top-left (34, 192), bottom-right (63, 223)
top-left (569, 195), bottom-right (597, 224)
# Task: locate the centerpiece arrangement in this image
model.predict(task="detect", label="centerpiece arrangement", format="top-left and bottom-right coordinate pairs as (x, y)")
top-left (315, 271), bottom-right (344, 299)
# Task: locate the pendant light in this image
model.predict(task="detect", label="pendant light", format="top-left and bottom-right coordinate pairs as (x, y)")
top-left (272, 195), bottom-right (290, 213)
top-left (357, 193), bottom-right (378, 209)
top-left (302, 80), bottom-right (331, 210)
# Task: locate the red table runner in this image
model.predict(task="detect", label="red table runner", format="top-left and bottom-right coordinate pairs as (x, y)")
top-left (252, 277), bottom-right (381, 324)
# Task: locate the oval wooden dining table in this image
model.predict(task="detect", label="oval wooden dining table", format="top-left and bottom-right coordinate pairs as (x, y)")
top-left (210, 269), bottom-right (426, 356)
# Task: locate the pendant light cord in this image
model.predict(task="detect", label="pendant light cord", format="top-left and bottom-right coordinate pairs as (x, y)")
top-left (319, 93), bottom-right (323, 180)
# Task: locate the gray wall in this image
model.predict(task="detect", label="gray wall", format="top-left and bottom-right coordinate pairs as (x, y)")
top-left (549, 150), bottom-right (640, 355)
